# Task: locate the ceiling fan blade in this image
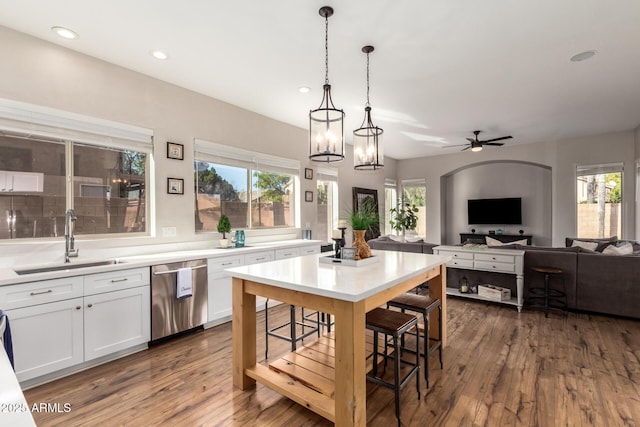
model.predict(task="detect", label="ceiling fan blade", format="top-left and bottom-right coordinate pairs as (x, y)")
top-left (465, 138), bottom-right (475, 143)
top-left (482, 136), bottom-right (513, 143)
top-left (442, 143), bottom-right (469, 148)
top-left (483, 142), bottom-right (505, 146)
top-left (461, 146), bottom-right (471, 151)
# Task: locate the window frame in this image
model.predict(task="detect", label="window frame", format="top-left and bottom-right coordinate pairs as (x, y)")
top-left (575, 162), bottom-right (623, 239)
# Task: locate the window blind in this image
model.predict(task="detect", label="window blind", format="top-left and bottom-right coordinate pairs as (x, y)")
top-left (0, 98), bottom-right (153, 153)
top-left (576, 163), bottom-right (623, 176)
top-left (195, 138), bottom-right (300, 176)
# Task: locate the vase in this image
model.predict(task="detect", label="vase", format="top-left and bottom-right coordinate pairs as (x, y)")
top-left (352, 230), bottom-right (371, 260)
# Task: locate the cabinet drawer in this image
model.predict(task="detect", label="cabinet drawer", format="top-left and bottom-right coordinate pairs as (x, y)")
top-left (0, 277), bottom-right (83, 309)
top-left (447, 258), bottom-right (474, 269)
top-left (438, 250), bottom-right (473, 260)
top-left (275, 247), bottom-right (300, 260)
top-left (475, 253), bottom-right (515, 264)
top-left (208, 255), bottom-right (244, 279)
top-left (84, 267), bottom-right (150, 296)
top-left (474, 260), bottom-right (516, 273)
top-left (299, 245), bottom-right (321, 255)
top-left (244, 251), bottom-right (274, 265)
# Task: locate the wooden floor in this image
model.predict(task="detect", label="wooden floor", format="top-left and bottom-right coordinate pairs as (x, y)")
top-left (24, 298), bottom-right (640, 426)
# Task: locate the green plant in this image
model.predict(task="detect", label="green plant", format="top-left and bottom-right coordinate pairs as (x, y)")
top-left (217, 214), bottom-right (231, 239)
top-left (347, 203), bottom-right (379, 231)
top-left (389, 202), bottom-right (419, 232)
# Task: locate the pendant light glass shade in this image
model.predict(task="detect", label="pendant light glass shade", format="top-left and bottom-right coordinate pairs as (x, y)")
top-left (309, 6), bottom-right (345, 163)
top-left (354, 45), bottom-right (383, 170)
top-left (353, 106), bottom-right (384, 170)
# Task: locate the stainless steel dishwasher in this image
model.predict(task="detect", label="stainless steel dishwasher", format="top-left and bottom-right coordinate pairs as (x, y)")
top-left (150, 259), bottom-right (208, 341)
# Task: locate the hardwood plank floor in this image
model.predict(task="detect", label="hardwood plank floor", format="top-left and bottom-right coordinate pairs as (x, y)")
top-left (24, 298), bottom-right (640, 426)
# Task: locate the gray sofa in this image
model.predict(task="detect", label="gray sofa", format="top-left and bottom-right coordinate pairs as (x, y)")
top-left (369, 236), bottom-right (640, 319)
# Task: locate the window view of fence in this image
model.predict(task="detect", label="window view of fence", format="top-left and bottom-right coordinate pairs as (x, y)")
top-left (576, 170), bottom-right (622, 238)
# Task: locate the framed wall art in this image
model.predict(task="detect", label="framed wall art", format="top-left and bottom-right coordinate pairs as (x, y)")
top-left (305, 191), bottom-right (313, 202)
top-left (167, 177), bottom-right (184, 194)
top-left (167, 142), bottom-right (184, 160)
top-left (305, 168), bottom-right (313, 180)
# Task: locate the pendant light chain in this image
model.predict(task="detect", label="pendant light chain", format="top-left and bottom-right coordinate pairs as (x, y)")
top-left (324, 15), bottom-right (329, 85)
top-left (366, 50), bottom-right (370, 107)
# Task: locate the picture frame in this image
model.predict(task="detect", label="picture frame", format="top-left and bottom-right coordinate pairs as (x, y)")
top-left (304, 168), bottom-right (313, 180)
top-left (167, 178), bottom-right (184, 194)
top-left (305, 190), bottom-right (313, 202)
top-left (167, 142), bottom-right (184, 160)
top-left (341, 247), bottom-right (356, 260)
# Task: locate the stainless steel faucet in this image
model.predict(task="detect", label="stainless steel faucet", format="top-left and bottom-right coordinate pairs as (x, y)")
top-left (64, 209), bottom-right (79, 263)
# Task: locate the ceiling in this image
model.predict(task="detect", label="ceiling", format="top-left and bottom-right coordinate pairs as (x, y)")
top-left (1, 1), bottom-right (640, 160)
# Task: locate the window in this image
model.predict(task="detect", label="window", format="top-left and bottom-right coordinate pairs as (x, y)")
top-left (576, 163), bottom-right (622, 238)
top-left (317, 167), bottom-right (339, 242)
top-left (401, 179), bottom-right (426, 237)
top-left (0, 99), bottom-right (152, 240)
top-left (194, 139), bottom-right (299, 232)
top-left (384, 178), bottom-right (397, 235)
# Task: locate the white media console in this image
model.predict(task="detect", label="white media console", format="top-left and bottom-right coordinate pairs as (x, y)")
top-left (433, 245), bottom-right (525, 312)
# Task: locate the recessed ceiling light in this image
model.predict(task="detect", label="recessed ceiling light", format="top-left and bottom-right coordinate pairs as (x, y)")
top-left (570, 50), bottom-right (597, 62)
top-left (298, 86), bottom-right (311, 94)
top-left (151, 50), bottom-right (169, 60)
top-left (51, 26), bottom-right (79, 40)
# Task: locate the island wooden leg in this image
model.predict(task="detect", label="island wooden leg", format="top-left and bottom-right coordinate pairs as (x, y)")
top-left (232, 277), bottom-right (257, 389)
top-left (333, 299), bottom-right (366, 427)
top-left (428, 264), bottom-right (447, 347)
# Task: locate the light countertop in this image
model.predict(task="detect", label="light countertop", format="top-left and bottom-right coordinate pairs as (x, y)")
top-left (225, 250), bottom-right (451, 302)
top-left (0, 239), bottom-right (322, 287)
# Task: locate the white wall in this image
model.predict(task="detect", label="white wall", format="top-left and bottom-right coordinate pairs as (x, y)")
top-left (443, 161), bottom-right (552, 246)
top-left (398, 131), bottom-right (637, 246)
top-left (0, 26), bottom-right (397, 264)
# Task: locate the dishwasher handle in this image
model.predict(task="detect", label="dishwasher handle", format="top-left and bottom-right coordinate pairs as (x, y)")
top-left (153, 264), bottom-right (207, 276)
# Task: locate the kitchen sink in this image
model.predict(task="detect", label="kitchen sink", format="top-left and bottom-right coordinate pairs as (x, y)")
top-left (14, 260), bottom-right (123, 275)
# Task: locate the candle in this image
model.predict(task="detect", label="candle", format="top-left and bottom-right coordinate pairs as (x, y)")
top-left (338, 220), bottom-right (347, 229)
top-left (332, 229), bottom-right (342, 239)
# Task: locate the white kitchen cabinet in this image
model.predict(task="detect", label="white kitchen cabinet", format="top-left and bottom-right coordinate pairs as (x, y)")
top-left (0, 170), bottom-right (44, 193)
top-left (84, 285), bottom-right (150, 361)
top-left (207, 254), bottom-right (244, 323)
top-left (243, 250), bottom-right (276, 310)
top-left (7, 297), bottom-right (84, 382)
top-left (275, 247), bottom-right (300, 260)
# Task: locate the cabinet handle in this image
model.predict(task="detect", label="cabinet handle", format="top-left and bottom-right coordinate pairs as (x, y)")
top-left (221, 262), bottom-right (233, 266)
top-left (492, 257), bottom-right (496, 260)
top-left (30, 289), bottom-right (53, 296)
top-left (110, 278), bottom-right (128, 283)
top-left (256, 257), bottom-right (266, 261)
top-left (87, 303), bottom-right (93, 308)
top-left (76, 306), bottom-right (81, 310)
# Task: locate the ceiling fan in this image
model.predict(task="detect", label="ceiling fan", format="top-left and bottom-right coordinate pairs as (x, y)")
top-left (449, 130), bottom-right (513, 152)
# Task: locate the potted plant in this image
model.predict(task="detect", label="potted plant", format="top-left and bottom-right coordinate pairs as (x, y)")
top-left (347, 202), bottom-right (379, 260)
top-left (217, 214), bottom-right (232, 248)
top-left (389, 202), bottom-right (419, 237)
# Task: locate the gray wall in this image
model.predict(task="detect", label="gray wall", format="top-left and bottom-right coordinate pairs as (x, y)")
top-left (398, 130), bottom-right (637, 246)
top-left (0, 25), bottom-right (396, 258)
top-left (443, 161), bottom-right (552, 246)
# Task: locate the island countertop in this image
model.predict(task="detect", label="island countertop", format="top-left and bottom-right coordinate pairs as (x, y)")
top-left (224, 250), bottom-right (451, 302)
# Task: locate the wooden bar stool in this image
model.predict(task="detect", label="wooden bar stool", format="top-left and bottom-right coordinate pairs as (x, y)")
top-left (366, 307), bottom-right (421, 426)
top-left (387, 293), bottom-right (443, 388)
top-left (264, 299), bottom-right (319, 359)
top-left (528, 266), bottom-right (567, 317)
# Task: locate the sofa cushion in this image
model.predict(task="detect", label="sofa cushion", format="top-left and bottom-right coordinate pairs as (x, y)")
top-left (486, 236), bottom-right (528, 247)
top-left (565, 236), bottom-right (617, 251)
top-left (602, 241), bottom-right (634, 255)
top-left (571, 240), bottom-right (598, 251)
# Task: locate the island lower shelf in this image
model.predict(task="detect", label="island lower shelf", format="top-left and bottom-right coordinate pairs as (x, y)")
top-left (446, 287), bottom-right (518, 306)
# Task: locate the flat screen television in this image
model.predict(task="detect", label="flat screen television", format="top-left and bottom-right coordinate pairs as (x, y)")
top-left (467, 197), bottom-right (522, 225)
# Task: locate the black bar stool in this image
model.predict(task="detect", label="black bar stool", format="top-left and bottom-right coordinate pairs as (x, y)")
top-left (387, 293), bottom-right (443, 388)
top-left (528, 266), bottom-right (568, 317)
top-left (264, 299), bottom-right (319, 359)
top-left (366, 307), bottom-right (421, 427)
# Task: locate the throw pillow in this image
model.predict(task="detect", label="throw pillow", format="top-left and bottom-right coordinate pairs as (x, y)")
top-left (602, 242), bottom-right (633, 255)
top-left (571, 240), bottom-right (598, 251)
top-left (388, 234), bottom-right (404, 242)
top-left (486, 236), bottom-right (528, 247)
top-left (405, 236), bottom-right (423, 243)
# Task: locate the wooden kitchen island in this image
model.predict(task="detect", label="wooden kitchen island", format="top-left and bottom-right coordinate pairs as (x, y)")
top-left (226, 250), bottom-right (450, 427)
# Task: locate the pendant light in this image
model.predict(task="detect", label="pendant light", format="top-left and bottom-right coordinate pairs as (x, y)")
top-left (309, 6), bottom-right (345, 163)
top-left (353, 45), bottom-right (383, 170)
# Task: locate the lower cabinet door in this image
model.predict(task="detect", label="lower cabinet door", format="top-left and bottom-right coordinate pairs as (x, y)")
top-left (210, 276), bottom-right (233, 321)
top-left (8, 298), bottom-right (84, 382)
top-left (84, 286), bottom-right (150, 361)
